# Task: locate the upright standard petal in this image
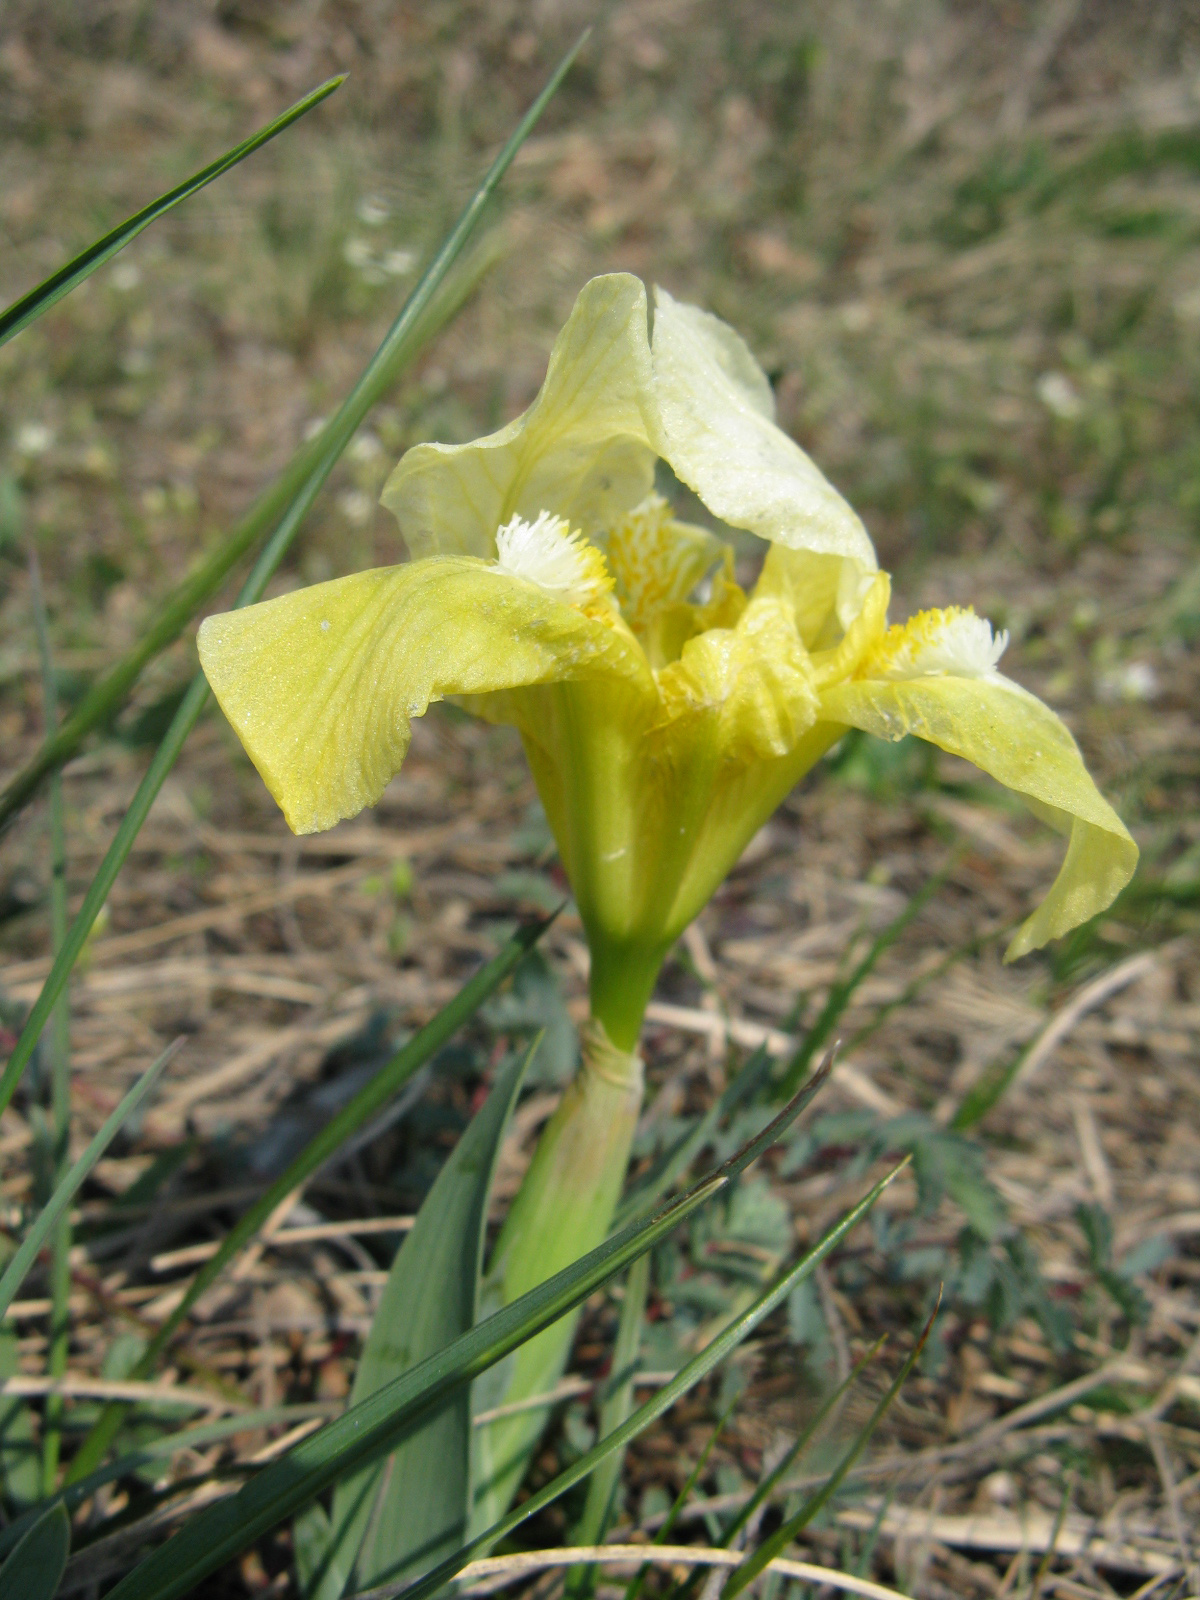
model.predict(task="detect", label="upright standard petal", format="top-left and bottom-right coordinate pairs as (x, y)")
top-left (819, 669), bottom-right (1138, 959)
top-left (197, 560), bottom-right (652, 836)
top-left (382, 274), bottom-right (657, 558)
top-left (650, 286), bottom-right (877, 568)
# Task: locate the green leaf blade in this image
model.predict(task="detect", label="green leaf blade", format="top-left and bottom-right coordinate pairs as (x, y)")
top-left (98, 1060), bottom-right (834, 1600)
top-left (389, 1161), bottom-right (909, 1600)
top-left (305, 1049), bottom-right (530, 1596)
top-left (0, 1501), bottom-right (70, 1600)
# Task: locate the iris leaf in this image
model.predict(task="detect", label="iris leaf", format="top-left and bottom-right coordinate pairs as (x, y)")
top-left (361, 1161), bottom-right (907, 1600)
top-left (300, 1048), bottom-right (531, 1596)
top-left (0, 1502), bottom-right (70, 1600)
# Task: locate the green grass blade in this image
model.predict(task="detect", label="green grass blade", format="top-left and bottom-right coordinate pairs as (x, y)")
top-left (649, 1341), bottom-right (884, 1600)
top-left (566, 1248), bottom-right (652, 1596)
top-left (0, 677), bottom-right (209, 1120)
top-left (617, 1046), bottom-right (820, 1228)
top-left (718, 1337), bottom-right (884, 1550)
top-left (65, 918), bottom-right (550, 1486)
top-left (0, 1405), bottom-right (335, 1563)
top-left (101, 1182), bottom-right (725, 1599)
top-left (0, 31), bottom-right (585, 836)
top-left (951, 1034), bottom-right (1034, 1130)
top-left (840, 923), bottom-right (1004, 1060)
top-left (0, 79), bottom-right (343, 350)
top-left (719, 1298), bottom-right (940, 1600)
top-left (98, 1070), bottom-right (823, 1600)
top-left (0, 1329), bottom-right (40, 1515)
top-left (28, 552), bottom-right (72, 1494)
top-left (0, 31), bottom-right (589, 1123)
top-left (0, 1501), bottom-right (70, 1600)
top-left (0, 1042), bottom-right (176, 1321)
top-left (621, 1397), bottom-right (737, 1600)
top-left (777, 856), bottom-right (959, 1098)
top-left (363, 1163), bottom-right (909, 1600)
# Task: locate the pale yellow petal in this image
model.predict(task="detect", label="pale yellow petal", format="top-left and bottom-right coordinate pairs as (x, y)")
top-left (819, 673), bottom-right (1138, 957)
top-left (197, 560), bottom-right (652, 836)
top-left (381, 274), bottom-right (657, 558)
top-left (650, 286), bottom-right (877, 567)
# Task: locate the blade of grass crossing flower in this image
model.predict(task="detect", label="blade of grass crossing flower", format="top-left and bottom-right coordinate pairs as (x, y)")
top-left (99, 1073), bottom-right (829, 1600)
top-left (66, 920), bottom-right (549, 1487)
top-left (0, 31), bottom-right (586, 837)
top-left (0, 1042), bottom-right (177, 1322)
top-left (0, 210), bottom-right (470, 836)
top-left (718, 1296), bottom-right (941, 1600)
top-left (777, 856), bottom-right (960, 1098)
top-left (357, 1163), bottom-right (909, 1600)
top-left (621, 1398), bottom-right (738, 1600)
top-left (0, 1502), bottom-right (70, 1600)
top-left (565, 1249), bottom-right (652, 1599)
top-left (301, 1047), bottom-right (532, 1598)
top-left (0, 31), bottom-right (591, 1126)
top-left (0, 80), bottom-right (342, 349)
top-left (28, 552), bottom-right (72, 1494)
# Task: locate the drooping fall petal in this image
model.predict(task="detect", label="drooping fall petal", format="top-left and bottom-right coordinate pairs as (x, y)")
top-left (197, 559), bottom-right (652, 835)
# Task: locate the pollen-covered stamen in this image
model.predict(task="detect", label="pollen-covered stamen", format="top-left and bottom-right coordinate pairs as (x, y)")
top-left (868, 605), bottom-right (1009, 681)
top-left (492, 511), bottom-right (613, 608)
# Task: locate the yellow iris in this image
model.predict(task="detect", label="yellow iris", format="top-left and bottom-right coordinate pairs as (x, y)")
top-left (197, 272), bottom-right (1138, 1524)
top-left (199, 273), bottom-right (1137, 1048)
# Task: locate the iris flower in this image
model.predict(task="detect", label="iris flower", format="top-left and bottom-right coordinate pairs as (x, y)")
top-left (198, 274), bottom-right (1136, 1514)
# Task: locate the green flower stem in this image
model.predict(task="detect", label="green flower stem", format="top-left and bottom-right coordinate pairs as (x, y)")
top-left (588, 941), bottom-right (667, 1055)
top-left (473, 1016), bottom-right (648, 1531)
